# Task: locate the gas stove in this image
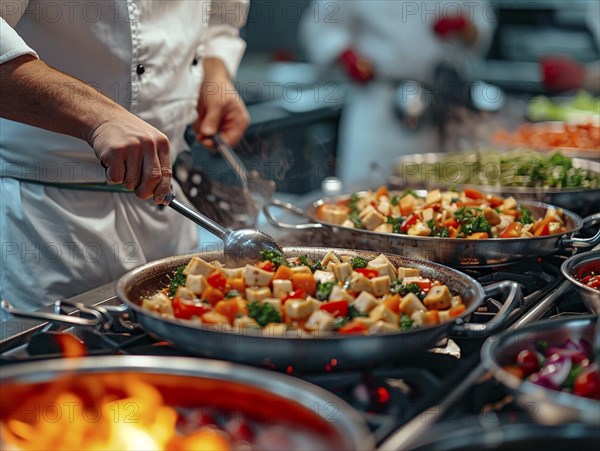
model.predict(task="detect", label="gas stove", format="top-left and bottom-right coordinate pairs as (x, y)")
top-left (0, 253), bottom-right (591, 448)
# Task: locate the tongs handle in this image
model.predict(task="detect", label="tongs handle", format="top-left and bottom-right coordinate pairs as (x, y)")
top-left (213, 133), bottom-right (249, 191)
top-left (165, 192), bottom-right (228, 240)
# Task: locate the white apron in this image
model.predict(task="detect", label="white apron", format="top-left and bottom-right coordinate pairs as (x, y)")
top-left (0, 0), bottom-right (248, 315)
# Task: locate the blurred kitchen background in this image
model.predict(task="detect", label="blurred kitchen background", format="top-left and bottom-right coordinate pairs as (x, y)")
top-left (186, 0), bottom-right (599, 202)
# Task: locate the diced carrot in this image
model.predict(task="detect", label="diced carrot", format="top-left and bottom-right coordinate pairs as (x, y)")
top-left (273, 265), bottom-right (294, 280)
top-left (226, 277), bottom-right (247, 293)
top-left (383, 294), bottom-right (401, 314)
top-left (464, 188), bottom-right (485, 200)
top-left (291, 273), bottom-right (317, 296)
top-left (502, 209), bottom-right (519, 217)
top-left (338, 321), bottom-right (368, 334)
top-left (400, 196), bottom-right (415, 216)
top-left (201, 286), bottom-right (225, 306)
top-left (375, 186), bottom-right (389, 199)
top-left (424, 310), bottom-right (439, 325)
top-left (214, 298), bottom-right (248, 325)
top-left (533, 216), bottom-right (560, 237)
top-left (486, 195), bottom-right (505, 208)
top-left (466, 232), bottom-right (489, 239)
top-left (449, 304), bottom-right (466, 317)
top-left (448, 226), bottom-right (459, 238)
top-left (500, 222), bottom-right (522, 238)
top-left (443, 218), bottom-right (459, 229)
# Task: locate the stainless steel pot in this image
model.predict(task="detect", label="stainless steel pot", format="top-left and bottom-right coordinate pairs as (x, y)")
top-left (0, 355), bottom-right (374, 450)
top-left (561, 250), bottom-right (600, 314)
top-left (3, 247), bottom-right (521, 371)
top-left (264, 197), bottom-right (600, 267)
top-left (388, 152), bottom-right (600, 215)
top-left (481, 315), bottom-right (600, 425)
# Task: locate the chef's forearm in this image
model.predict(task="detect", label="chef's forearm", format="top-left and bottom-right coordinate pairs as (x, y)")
top-left (0, 54), bottom-right (126, 144)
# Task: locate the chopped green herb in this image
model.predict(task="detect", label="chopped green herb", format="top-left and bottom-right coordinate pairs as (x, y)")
top-left (348, 305), bottom-right (367, 318)
top-left (400, 189), bottom-right (419, 199)
top-left (260, 249), bottom-right (288, 269)
top-left (168, 265), bottom-right (187, 297)
top-left (387, 216), bottom-right (403, 234)
top-left (519, 207), bottom-right (534, 225)
top-left (390, 280), bottom-right (424, 299)
top-left (399, 314), bottom-right (414, 331)
top-left (225, 290), bottom-right (241, 298)
top-left (248, 301), bottom-right (282, 327)
top-left (427, 219), bottom-right (450, 238)
top-left (333, 316), bottom-right (349, 329)
top-left (315, 281), bottom-right (335, 301)
top-left (297, 255), bottom-right (323, 272)
top-left (350, 257), bottom-right (368, 269)
top-left (348, 193), bottom-right (360, 211)
top-left (391, 195), bottom-right (400, 206)
top-left (349, 211), bottom-right (364, 229)
top-left (561, 364), bottom-right (583, 390)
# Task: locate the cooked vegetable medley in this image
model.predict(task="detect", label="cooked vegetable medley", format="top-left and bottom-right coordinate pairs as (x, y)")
top-left (317, 186), bottom-right (567, 239)
top-left (142, 251), bottom-right (466, 335)
top-left (503, 339), bottom-right (599, 400)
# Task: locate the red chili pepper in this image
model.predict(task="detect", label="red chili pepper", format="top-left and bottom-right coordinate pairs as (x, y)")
top-left (282, 288), bottom-right (306, 304)
top-left (588, 277), bottom-right (600, 289)
top-left (401, 214), bottom-right (419, 233)
top-left (320, 300), bottom-right (349, 318)
top-left (338, 322), bottom-right (368, 334)
top-left (354, 268), bottom-right (379, 279)
top-left (172, 297), bottom-right (210, 319)
top-left (207, 270), bottom-right (227, 290)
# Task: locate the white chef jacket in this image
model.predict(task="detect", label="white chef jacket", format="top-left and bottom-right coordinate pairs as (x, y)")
top-left (300, 1), bottom-right (495, 188)
top-left (0, 0), bottom-right (248, 316)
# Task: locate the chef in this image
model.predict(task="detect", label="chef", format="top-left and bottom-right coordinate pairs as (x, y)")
top-left (0, 1), bottom-right (250, 318)
top-left (300, 0), bottom-right (495, 188)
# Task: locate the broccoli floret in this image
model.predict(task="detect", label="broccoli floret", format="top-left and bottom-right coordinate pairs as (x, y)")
top-left (168, 265), bottom-right (187, 297)
top-left (518, 207), bottom-right (534, 225)
top-left (399, 314), bottom-right (414, 331)
top-left (350, 257), bottom-right (368, 269)
top-left (390, 281), bottom-right (425, 300)
top-left (297, 255), bottom-right (323, 272)
top-left (248, 301), bottom-right (282, 327)
top-left (315, 281), bottom-right (335, 301)
top-left (260, 249), bottom-right (288, 269)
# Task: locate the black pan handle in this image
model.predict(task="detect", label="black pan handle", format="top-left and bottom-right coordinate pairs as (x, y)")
top-left (263, 198), bottom-right (325, 231)
top-left (451, 280), bottom-right (522, 338)
top-left (562, 212), bottom-right (600, 249)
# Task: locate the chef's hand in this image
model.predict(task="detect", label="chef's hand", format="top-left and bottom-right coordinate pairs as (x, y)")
top-left (340, 49), bottom-right (374, 84)
top-left (433, 15), bottom-right (478, 47)
top-left (89, 114), bottom-right (172, 204)
top-left (194, 57), bottom-right (250, 149)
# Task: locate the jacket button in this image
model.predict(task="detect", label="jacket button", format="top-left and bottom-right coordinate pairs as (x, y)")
top-left (192, 58), bottom-right (199, 66)
top-left (136, 64), bottom-right (145, 75)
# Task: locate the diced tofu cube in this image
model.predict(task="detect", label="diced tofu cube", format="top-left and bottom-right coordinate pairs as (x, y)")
top-left (261, 298), bottom-right (282, 315)
top-left (185, 274), bottom-right (208, 295)
top-left (500, 196), bottom-right (517, 211)
top-left (397, 267), bottom-right (420, 279)
top-left (233, 316), bottom-right (260, 330)
top-left (367, 255), bottom-right (397, 281)
top-left (245, 287), bottom-right (272, 302)
top-left (348, 272), bottom-right (372, 293)
top-left (425, 189), bottom-right (441, 206)
top-left (329, 285), bottom-right (355, 302)
top-left (369, 320), bottom-right (399, 333)
top-left (377, 202), bottom-right (391, 216)
top-left (374, 223), bottom-right (393, 233)
top-left (183, 257), bottom-right (215, 277)
top-left (400, 194), bottom-right (416, 214)
top-left (407, 220), bottom-right (432, 236)
top-left (342, 219), bottom-right (355, 228)
top-left (141, 293), bottom-right (174, 316)
top-left (438, 310), bottom-right (451, 323)
top-left (370, 275), bottom-right (391, 297)
top-left (352, 291), bottom-right (378, 314)
top-left (441, 191), bottom-right (459, 204)
top-left (244, 265), bottom-right (274, 287)
top-left (361, 209), bottom-right (386, 230)
top-left (291, 265), bottom-right (312, 274)
top-left (369, 304), bottom-right (399, 324)
top-left (451, 295), bottom-right (463, 308)
top-left (358, 204), bottom-right (377, 219)
top-left (321, 251), bottom-right (341, 267)
top-left (423, 285), bottom-right (452, 310)
top-left (201, 311), bottom-right (230, 327)
top-left (410, 310), bottom-right (426, 327)
top-left (285, 298), bottom-right (318, 320)
top-left (333, 262), bottom-right (353, 282)
top-left (399, 293), bottom-right (427, 316)
top-left (422, 207), bottom-right (435, 221)
top-left (353, 316), bottom-right (376, 328)
top-left (175, 286), bottom-right (196, 301)
top-left (305, 310), bottom-right (335, 333)
top-left (272, 279), bottom-right (293, 299)
top-left (220, 267), bottom-right (244, 279)
top-left (314, 270), bottom-right (336, 284)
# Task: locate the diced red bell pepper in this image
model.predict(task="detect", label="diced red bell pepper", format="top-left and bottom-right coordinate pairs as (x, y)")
top-left (319, 300), bottom-right (349, 318)
top-left (282, 288), bottom-right (306, 304)
top-left (172, 297), bottom-right (210, 319)
top-left (207, 270), bottom-right (227, 290)
top-left (401, 214), bottom-right (419, 233)
top-left (256, 260), bottom-right (275, 272)
top-left (588, 276), bottom-right (600, 289)
top-left (355, 268), bottom-right (379, 279)
top-left (486, 195), bottom-right (505, 208)
top-left (414, 279), bottom-right (432, 292)
top-left (338, 321), bottom-right (368, 334)
top-left (464, 188), bottom-right (485, 200)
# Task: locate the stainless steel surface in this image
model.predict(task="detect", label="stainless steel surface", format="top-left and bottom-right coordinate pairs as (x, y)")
top-left (0, 355), bottom-right (375, 451)
top-left (561, 250), bottom-right (600, 314)
top-left (265, 196), bottom-right (600, 267)
top-left (481, 316), bottom-right (600, 425)
top-left (165, 192), bottom-right (282, 266)
top-left (509, 280), bottom-right (572, 330)
top-left (112, 247), bottom-right (520, 370)
top-left (388, 152), bottom-right (600, 213)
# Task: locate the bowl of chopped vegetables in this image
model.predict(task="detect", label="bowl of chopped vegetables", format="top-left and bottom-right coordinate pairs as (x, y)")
top-left (481, 315), bottom-right (599, 425)
top-left (561, 250), bottom-right (600, 314)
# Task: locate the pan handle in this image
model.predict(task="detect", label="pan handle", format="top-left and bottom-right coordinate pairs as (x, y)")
top-left (263, 198), bottom-right (324, 231)
top-left (451, 280), bottom-right (522, 338)
top-left (1, 300), bottom-right (106, 328)
top-left (561, 212), bottom-right (600, 248)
